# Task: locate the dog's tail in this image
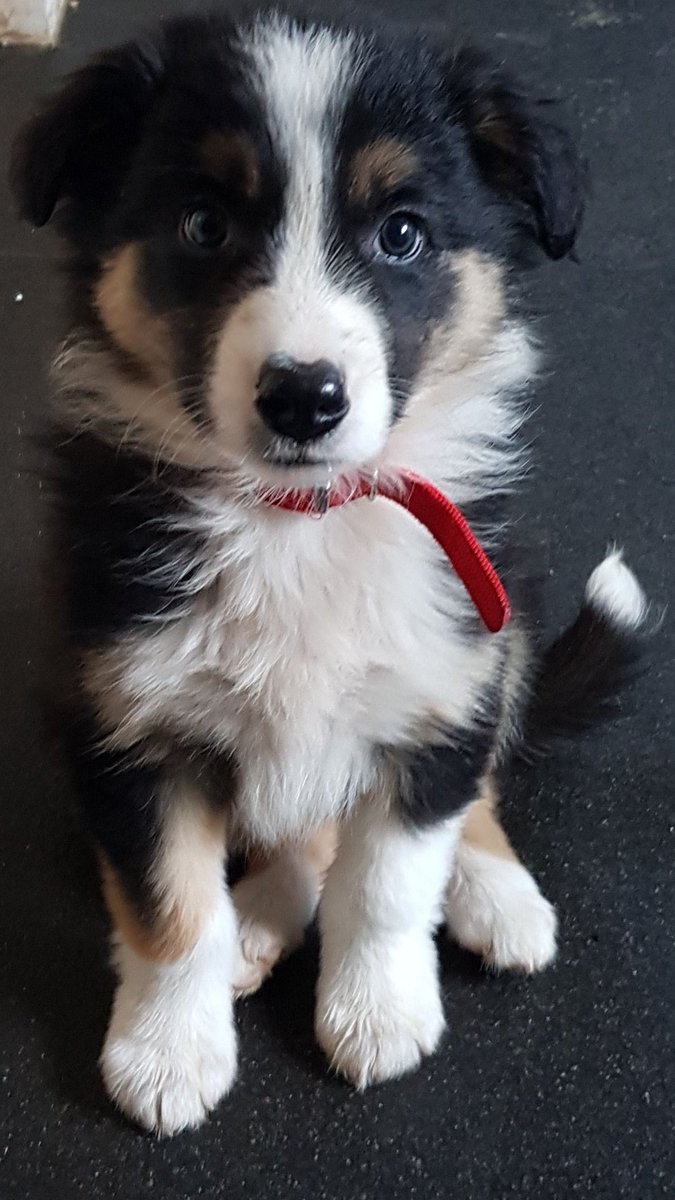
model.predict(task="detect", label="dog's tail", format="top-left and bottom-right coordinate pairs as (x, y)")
top-left (522, 549), bottom-right (649, 750)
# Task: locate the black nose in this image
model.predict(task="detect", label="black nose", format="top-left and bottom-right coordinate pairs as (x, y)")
top-left (255, 355), bottom-right (348, 444)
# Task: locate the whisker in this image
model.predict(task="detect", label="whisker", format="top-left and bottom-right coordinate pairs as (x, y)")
top-left (151, 412), bottom-right (201, 477)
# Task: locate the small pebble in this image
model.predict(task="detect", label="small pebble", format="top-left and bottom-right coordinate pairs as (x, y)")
top-left (14, 293), bottom-right (23, 303)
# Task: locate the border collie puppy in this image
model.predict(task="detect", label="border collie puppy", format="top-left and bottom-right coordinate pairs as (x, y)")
top-left (12, 7), bottom-right (648, 1135)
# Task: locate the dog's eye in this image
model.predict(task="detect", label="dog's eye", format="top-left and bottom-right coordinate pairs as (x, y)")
top-left (376, 213), bottom-right (425, 261)
top-left (180, 206), bottom-right (229, 250)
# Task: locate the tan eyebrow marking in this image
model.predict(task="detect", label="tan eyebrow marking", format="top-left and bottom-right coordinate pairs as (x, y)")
top-left (348, 137), bottom-right (418, 204)
top-left (199, 130), bottom-right (261, 200)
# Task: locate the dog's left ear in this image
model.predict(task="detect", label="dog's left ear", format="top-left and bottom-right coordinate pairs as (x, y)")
top-left (449, 48), bottom-right (586, 260)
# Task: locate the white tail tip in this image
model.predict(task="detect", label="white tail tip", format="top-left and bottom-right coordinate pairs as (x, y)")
top-left (585, 550), bottom-right (647, 630)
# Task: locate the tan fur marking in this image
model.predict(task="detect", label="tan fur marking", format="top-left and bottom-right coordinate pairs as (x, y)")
top-left (447, 250), bottom-right (507, 370)
top-left (474, 103), bottom-right (518, 155)
top-left (462, 777), bottom-right (519, 864)
top-left (99, 783), bottom-right (226, 964)
top-left (245, 846), bottom-right (273, 875)
top-left (246, 822), bottom-right (339, 882)
top-left (95, 244), bottom-right (171, 385)
top-left (199, 130), bottom-right (261, 199)
top-left (348, 138), bottom-right (418, 204)
top-left (301, 823), bottom-right (340, 880)
top-left (420, 250), bottom-right (507, 382)
top-left (99, 856), bottom-right (169, 963)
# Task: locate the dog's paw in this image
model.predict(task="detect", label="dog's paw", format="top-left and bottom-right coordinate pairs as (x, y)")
top-left (232, 918), bottom-right (287, 998)
top-left (315, 940), bottom-right (445, 1088)
top-left (101, 1020), bottom-right (237, 1136)
top-left (101, 947), bottom-right (237, 1135)
top-left (232, 854), bottom-right (321, 998)
top-left (446, 848), bottom-right (557, 974)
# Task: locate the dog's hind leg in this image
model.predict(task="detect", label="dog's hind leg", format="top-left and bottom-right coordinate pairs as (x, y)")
top-left (232, 824), bottom-right (339, 997)
top-left (446, 778), bottom-right (557, 973)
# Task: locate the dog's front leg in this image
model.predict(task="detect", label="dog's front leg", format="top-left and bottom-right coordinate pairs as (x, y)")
top-left (315, 756), bottom-right (476, 1088)
top-left (76, 740), bottom-right (238, 1135)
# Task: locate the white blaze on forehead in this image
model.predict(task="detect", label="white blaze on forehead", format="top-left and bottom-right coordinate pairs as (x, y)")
top-left (247, 17), bottom-right (355, 224)
top-left (207, 19), bottom-right (392, 479)
top-left (245, 18), bottom-right (359, 359)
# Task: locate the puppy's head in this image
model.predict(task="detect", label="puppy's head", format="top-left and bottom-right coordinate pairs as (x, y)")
top-left (12, 12), bottom-right (585, 487)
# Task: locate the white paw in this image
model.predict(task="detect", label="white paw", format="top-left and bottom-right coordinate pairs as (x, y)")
top-left (232, 919), bottom-right (287, 998)
top-left (446, 847), bottom-right (557, 974)
top-left (232, 854), bottom-right (321, 998)
top-left (101, 939), bottom-right (237, 1135)
top-left (101, 1018), bottom-right (237, 1136)
top-left (315, 937), bottom-right (445, 1088)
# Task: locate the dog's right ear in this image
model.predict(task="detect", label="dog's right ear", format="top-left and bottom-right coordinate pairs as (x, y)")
top-left (10, 42), bottom-right (161, 227)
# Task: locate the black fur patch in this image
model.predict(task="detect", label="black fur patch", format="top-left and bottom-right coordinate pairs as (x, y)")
top-left (523, 602), bottom-right (645, 750)
top-left (447, 46), bottom-right (587, 261)
top-left (54, 431), bottom-right (205, 643)
top-left (392, 673), bottom-right (502, 826)
top-left (393, 722), bottom-right (496, 826)
top-left (67, 710), bottom-right (165, 915)
top-left (68, 709), bottom-right (235, 917)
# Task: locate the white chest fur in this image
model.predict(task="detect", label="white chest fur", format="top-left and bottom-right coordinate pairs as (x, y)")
top-left (85, 490), bottom-right (498, 843)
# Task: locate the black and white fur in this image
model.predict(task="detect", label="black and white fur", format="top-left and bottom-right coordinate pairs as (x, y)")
top-left (12, 8), bottom-right (647, 1134)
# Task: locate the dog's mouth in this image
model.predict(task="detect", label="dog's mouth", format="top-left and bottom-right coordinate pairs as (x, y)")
top-left (265, 449), bottom-right (332, 468)
top-left (258, 454), bottom-right (342, 494)
top-left (246, 415), bottom-right (386, 489)
top-left (253, 428), bottom-right (345, 478)
top-left (267, 456), bottom-right (333, 471)
top-left (248, 441), bottom-right (352, 494)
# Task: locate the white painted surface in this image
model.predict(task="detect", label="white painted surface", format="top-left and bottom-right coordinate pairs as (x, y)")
top-left (0, 0), bottom-right (69, 45)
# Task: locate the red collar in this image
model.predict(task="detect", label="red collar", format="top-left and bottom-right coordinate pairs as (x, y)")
top-left (261, 470), bottom-right (510, 634)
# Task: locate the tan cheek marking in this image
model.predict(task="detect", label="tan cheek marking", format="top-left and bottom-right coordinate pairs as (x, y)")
top-left (348, 138), bottom-right (418, 204)
top-left (420, 249), bottom-right (507, 381)
top-left (99, 784), bottom-right (227, 965)
top-left (461, 776), bottom-right (519, 864)
top-left (199, 130), bottom-right (261, 199)
top-left (447, 249), bottom-right (507, 369)
top-left (95, 243), bottom-right (172, 386)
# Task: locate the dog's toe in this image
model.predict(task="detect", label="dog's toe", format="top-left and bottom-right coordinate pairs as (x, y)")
top-left (232, 921), bottom-right (286, 998)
